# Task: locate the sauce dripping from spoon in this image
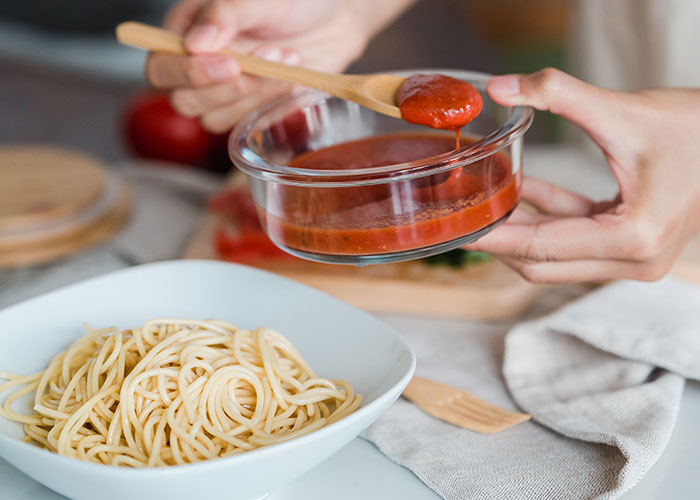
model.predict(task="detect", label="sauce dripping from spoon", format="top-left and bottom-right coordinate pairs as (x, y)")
top-left (396, 73), bottom-right (483, 148)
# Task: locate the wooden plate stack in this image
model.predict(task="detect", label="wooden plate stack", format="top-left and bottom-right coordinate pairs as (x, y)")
top-left (0, 145), bottom-right (131, 268)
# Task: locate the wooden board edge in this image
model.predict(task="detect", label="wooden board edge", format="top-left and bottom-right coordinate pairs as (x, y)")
top-left (267, 270), bottom-right (543, 319)
top-left (0, 185), bottom-right (132, 268)
top-left (182, 214), bottom-right (219, 260)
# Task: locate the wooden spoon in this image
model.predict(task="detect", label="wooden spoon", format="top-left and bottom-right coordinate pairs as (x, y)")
top-left (116, 21), bottom-right (403, 119)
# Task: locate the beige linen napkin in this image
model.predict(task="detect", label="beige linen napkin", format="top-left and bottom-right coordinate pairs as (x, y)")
top-left (363, 279), bottom-right (700, 499)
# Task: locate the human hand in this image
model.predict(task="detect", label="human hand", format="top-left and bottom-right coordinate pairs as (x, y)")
top-left (466, 68), bottom-right (700, 283)
top-left (145, 0), bottom-right (380, 132)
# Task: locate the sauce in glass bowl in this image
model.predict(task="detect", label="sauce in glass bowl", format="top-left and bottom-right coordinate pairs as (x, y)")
top-left (261, 133), bottom-right (519, 257)
top-left (231, 70), bottom-right (533, 265)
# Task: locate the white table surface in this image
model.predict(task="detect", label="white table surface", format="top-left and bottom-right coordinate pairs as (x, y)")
top-left (2, 366), bottom-right (699, 500)
top-left (2, 150), bottom-right (699, 499)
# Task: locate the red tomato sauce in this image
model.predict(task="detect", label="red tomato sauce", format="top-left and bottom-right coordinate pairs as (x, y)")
top-left (260, 133), bottom-right (519, 256)
top-left (397, 74), bottom-right (483, 131)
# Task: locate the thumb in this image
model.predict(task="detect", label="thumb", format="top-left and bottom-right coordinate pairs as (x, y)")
top-left (487, 68), bottom-right (630, 150)
top-left (184, 0), bottom-right (271, 53)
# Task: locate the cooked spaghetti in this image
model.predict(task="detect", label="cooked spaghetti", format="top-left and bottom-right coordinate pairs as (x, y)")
top-left (0, 319), bottom-right (362, 467)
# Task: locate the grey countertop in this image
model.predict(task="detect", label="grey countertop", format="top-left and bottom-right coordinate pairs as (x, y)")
top-left (1, 149), bottom-right (698, 499)
top-left (0, 17), bottom-right (695, 495)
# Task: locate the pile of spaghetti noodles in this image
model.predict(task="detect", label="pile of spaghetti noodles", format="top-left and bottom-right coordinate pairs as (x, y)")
top-left (0, 319), bottom-right (361, 467)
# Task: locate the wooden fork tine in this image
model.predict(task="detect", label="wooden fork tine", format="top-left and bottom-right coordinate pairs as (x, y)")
top-left (456, 391), bottom-right (524, 415)
top-left (451, 396), bottom-right (527, 423)
top-left (450, 399), bottom-right (519, 424)
top-left (408, 401), bottom-right (501, 433)
top-left (402, 376), bottom-right (530, 433)
top-left (448, 400), bottom-right (529, 427)
top-left (450, 391), bottom-right (530, 426)
top-left (437, 406), bottom-right (509, 434)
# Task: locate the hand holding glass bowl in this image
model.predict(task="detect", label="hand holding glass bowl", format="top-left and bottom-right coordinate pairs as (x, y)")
top-left (230, 70), bottom-right (533, 265)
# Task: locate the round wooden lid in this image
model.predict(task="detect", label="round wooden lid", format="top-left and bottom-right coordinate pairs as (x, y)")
top-left (0, 145), bottom-right (105, 231)
top-left (0, 182), bottom-right (131, 269)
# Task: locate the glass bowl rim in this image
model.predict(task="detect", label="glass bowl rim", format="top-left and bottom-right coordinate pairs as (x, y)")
top-left (229, 69), bottom-right (533, 187)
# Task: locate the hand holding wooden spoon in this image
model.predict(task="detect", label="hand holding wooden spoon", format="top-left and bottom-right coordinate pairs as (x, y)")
top-left (119, 21), bottom-right (483, 136)
top-left (118, 22), bottom-right (404, 119)
top-left (130, 0), bottom-right (416, 132)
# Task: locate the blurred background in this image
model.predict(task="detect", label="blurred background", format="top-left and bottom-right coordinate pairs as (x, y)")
top-left (1, 0), bottom-right (699, 304)
top-left (0, 0), bottom-right (574, 166)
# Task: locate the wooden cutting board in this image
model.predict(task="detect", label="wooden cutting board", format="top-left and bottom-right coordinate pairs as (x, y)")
top-left (184, 173), bottom-right (700, 318)
top-left (182, 174), bottom-right (544, 319)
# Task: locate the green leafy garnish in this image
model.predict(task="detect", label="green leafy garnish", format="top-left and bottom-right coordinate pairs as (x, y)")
top-left (423, 249), bottom-right (491, 268)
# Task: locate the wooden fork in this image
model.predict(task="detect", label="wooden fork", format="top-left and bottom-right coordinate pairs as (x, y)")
top-left (402, 376), bottom-right (530, 433)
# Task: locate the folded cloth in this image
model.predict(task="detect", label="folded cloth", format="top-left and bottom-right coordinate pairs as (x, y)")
top-left (363, 279), bottom-right (700, 499)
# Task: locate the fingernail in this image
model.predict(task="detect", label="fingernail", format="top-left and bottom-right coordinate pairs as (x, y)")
top-left (282, 50), bottom-right (301, 66)
top-left (489, 74), bottom-right (520, 96)
top-left (257, 47), bottom-right (283, 63)
top-left (186, 25), bottom-right (218, 51)
top-left (207, 60), bottom-right (237, 81)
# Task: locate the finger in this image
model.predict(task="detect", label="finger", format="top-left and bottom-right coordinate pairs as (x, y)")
top-left (486, 68), bottom-right (635, 152)
top-left (185, 0), bottom-right (276, 53)
top-left (521, 177), bottom-right (594, 216)
top-left (591, 193), bottom-right (622, 214)
top-left (170, 47), bottom-right (299, 117)
top-left (494, 205), bottom-right (559, 225)
top-left (164, 0), bottom-right (209, 34)
top-left (200, 81), bottom-right (293, 133)
top-left (171, 75), bottom-right (260, 117)
top-left (146, 53), bottom-right (240, 88)
top-left (463, 214), bottom-right (632, 262)
top-left (495, 255), bottom-right (671, 284)
top-left (461, 208), bottom-right (552, 251)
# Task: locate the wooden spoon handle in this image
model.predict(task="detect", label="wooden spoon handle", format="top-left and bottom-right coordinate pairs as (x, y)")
top-left (116, 21), bottom-right (353, 93)
top-left (116, 21), bottom-right (184, 54)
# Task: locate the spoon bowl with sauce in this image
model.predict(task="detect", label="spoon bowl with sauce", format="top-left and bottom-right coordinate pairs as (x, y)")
top-left (230, 70), bottom-right (533, 265)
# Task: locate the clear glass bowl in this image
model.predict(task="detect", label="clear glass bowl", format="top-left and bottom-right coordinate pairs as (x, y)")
top-left (230, 69), bottom-right (533, 265)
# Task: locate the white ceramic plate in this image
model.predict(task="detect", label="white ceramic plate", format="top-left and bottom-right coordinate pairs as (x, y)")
top-left (0, 260), bottom-right (415, 500)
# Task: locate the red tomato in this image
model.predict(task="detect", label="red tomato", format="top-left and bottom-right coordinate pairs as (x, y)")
top-left (215, 228), bottom-right (291, 263)
top-left (268, 109), bottom-right (312, 154)
top-left (208, 188), bottom-right (261, 230)
top-left (208, 130), bottom-right (232, 172)
top-left (122, 92), bottom-right (214, 166)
